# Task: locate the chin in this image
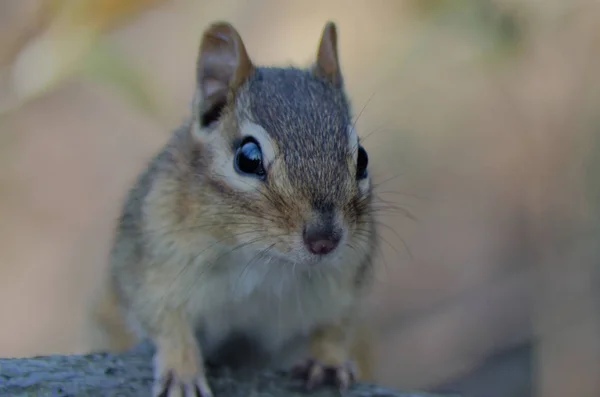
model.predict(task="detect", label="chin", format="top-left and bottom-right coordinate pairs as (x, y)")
top-left (288, 246), bottom-right (347, 268)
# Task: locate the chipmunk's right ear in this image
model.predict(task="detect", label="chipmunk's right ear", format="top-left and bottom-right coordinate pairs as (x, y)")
top-left (312, 21), bottom-right (343, 88)
top-left (195, 22), bottom-right (255, 128)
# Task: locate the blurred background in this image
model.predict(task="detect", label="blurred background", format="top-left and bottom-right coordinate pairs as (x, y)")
top-left (1, 1), bottom-right (599, 397)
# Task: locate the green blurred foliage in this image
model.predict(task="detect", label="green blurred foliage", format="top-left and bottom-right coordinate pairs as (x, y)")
top-left (81, 39), bottom-right (168, 125)
top-left (412, 0), bottom-right (525, 60)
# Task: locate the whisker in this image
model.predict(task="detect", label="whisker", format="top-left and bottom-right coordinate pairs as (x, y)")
top-left (234, 242), bottom-right (276, 295)
top-left (368, 206), bottom-right (418, 223)
top-left (372, 189), bottom-right (424, 201)
top-left (209, 170), bottom-right (294, 215)
top-left (370, 173), bottom-right (407, 191)
top-left (182, 235), bottom-right (270, 302)
top-left (143, 220), bottom-right (272, 238)
top-left (147, 229), bottom-right (267, 310)
top-left (348, 232), bottom-right (390, 285)
top-left (352, 90), bottom-right (379, 135)
top-left (359, 125), bottom-right (398, 144)
top-left (372, 220), bottom-right (413, 260)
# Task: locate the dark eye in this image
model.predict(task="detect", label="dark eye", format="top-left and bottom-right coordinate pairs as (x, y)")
top-left (235, 137), bottom-right (265, 178)
top-left (356, 145), bottom-right (368, 180)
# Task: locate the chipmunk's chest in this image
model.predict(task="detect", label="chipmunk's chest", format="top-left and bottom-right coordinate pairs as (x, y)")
top-left (187, 252), bottom-right (356, 369)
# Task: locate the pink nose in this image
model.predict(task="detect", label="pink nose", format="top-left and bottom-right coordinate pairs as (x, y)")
top-left (303, 229), bottom-right (341, 255)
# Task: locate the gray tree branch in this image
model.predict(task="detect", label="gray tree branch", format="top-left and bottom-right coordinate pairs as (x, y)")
top-left (0, 342), bottom-right (457, 397)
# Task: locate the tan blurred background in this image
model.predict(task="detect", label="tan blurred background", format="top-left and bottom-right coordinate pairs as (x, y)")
top-left (1, 1), bottom-right (599, 397)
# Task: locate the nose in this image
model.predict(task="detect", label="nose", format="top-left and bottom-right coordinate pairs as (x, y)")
top-left (303, 226), bottom-right (341, 255)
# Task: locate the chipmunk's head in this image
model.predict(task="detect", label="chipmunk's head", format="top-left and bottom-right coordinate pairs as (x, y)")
top-left (188, 21), bottom-right (373, 267)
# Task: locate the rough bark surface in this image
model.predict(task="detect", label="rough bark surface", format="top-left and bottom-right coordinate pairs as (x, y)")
top-left (0, 342), bottom-right (457, 397)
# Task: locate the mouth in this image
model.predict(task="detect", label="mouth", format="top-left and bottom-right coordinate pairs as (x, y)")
top-left (260, 245), bottom-right (337, 267)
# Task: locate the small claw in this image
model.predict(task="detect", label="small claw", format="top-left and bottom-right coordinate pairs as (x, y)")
top-left (153, 370), bottom-right (213, 397)
top-left (291, 358), bottom-right (357, 391)
top-left (155, 370), bottom-right (174, 397)
top-left (306, 363), bottom-right (325, 390)
top-left (334, 365), bottom-right (354, 390)
top-left (195, 382), bottom-right (214, 397)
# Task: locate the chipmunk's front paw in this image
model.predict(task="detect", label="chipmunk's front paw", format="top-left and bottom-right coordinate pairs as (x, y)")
top-left (291, 358), bottom-right (357, 391)
top-left (153, 369), bottom-right (213, 397)
top-left (153, 354), bottom-right (213, 397)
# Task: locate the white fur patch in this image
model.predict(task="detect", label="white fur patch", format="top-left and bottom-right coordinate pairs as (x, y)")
top-left (358, 174), bottom-right (371, 192)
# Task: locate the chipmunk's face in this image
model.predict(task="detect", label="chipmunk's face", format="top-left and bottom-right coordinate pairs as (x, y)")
top-left (198, 68), bottom-right (372, 266)
top-left (190, 22), bottom-right (374, 268)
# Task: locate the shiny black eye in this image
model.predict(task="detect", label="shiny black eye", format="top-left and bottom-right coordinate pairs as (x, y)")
top-left (235, 137), bottom-right (265, 178)
top-left (356, 145), bottom-right (368, 180)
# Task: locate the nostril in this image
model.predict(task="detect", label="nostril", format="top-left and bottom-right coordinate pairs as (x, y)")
top-left (303, 228), bottom-right (341, 255)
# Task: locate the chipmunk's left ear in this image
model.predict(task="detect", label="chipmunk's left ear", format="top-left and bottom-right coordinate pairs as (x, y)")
top-left (195, 21), bottom-right (255, 128)
top-left (312, 21), bottom-right (343, 88)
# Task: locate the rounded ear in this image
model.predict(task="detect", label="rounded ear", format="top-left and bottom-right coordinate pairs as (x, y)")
top-left (312, 21), bottom-right (343, 87)
top-left (196, 21), bottom-right (255, 127)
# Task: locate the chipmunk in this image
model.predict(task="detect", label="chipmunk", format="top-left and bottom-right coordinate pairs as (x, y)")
top-left (103, 20), bottom-right (377, 397)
